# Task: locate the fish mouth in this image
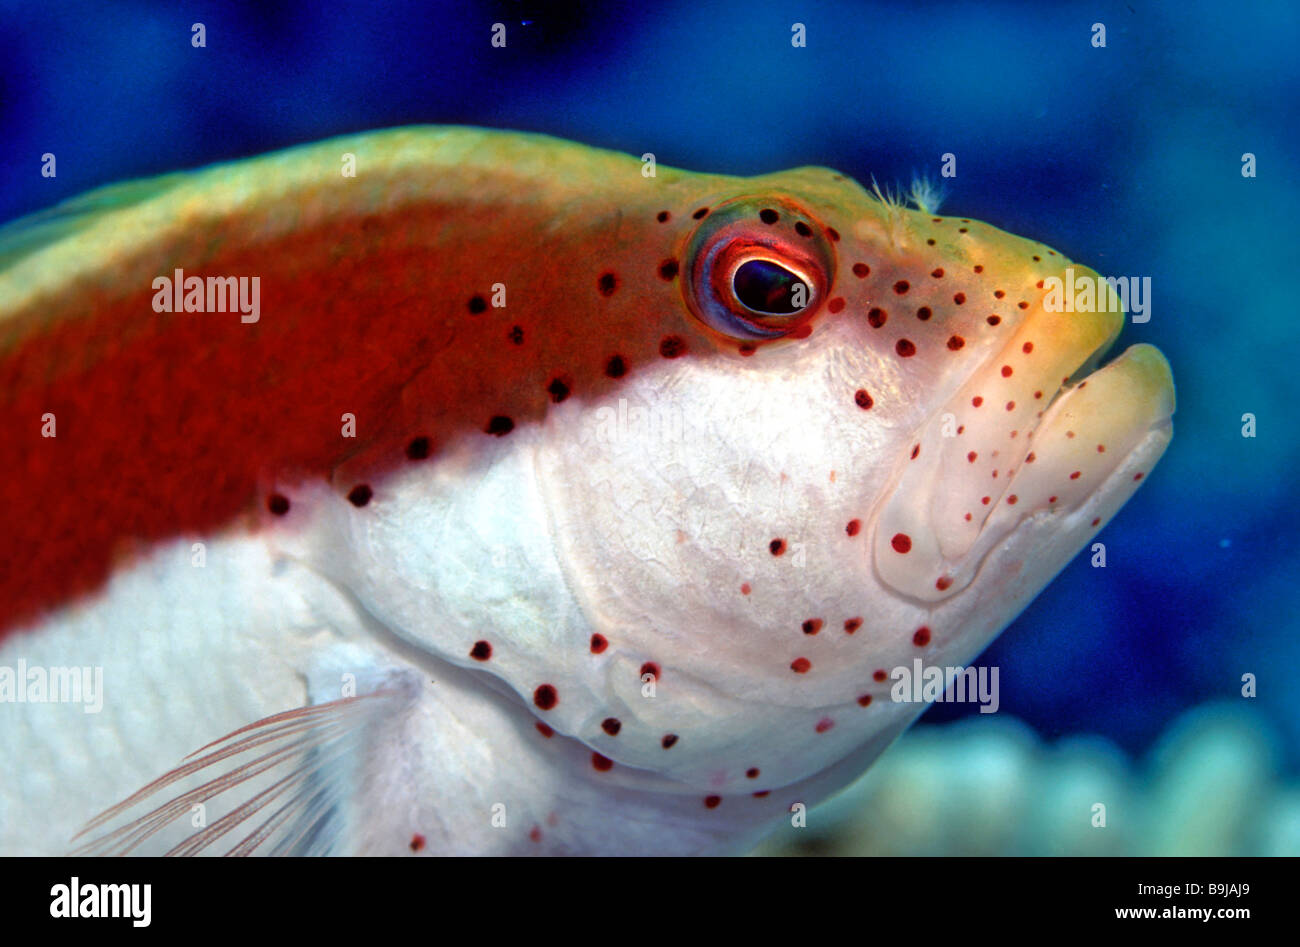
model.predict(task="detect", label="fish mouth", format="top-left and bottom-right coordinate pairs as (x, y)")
top-left (871, 269), bottom-right (1175, 603)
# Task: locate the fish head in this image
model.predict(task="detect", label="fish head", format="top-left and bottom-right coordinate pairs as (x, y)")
top-left (526, 166), bottom-right (1175, 793)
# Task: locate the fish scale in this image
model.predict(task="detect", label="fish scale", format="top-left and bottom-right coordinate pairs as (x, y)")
top-left (0, 127), bottom-right (1173, 854)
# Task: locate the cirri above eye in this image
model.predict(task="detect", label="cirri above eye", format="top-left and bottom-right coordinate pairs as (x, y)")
top-left (681, 197), bottom-right (835, 341)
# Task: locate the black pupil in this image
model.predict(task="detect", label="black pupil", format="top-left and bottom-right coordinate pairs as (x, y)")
top-left (732, 259), bottom-right (806, 314)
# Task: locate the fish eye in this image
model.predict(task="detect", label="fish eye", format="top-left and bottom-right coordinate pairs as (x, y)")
top-left (682, 197), bottom-right (834, 341)
top-left (731, 258), bottom-right (809, 315)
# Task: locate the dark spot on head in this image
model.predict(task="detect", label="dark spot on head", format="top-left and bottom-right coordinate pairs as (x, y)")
top-left (605, 355), bottom-right (627, 378)
top-left (826, 226), bottom-right (840, 241)
top-left (867, 307), bottom-right (887, 328)
top-left (467, 295), bottom-right (487, 314)
top-left (873, 669), bottom-right (888, 682)
top-left (852, 263), bottom-right (870, 278)
top-left (597, 272), bottom-right (618, 296)
top-left (948, 335), bottom-right (965, 350)
top-left (854, 388), bottom-right (874, 409)
top-left (794, 221), bottom-right (813, 237)
top-left (267, 494), bottom-right (290, 516)
top-left (601, 717), bottom-right (622, 736)
top-left (533, 684), bottom-right (558, 710)
top-left (656, 210), bottom-right (670, 223)
top-left (857, 694), bottom-right (873, 707)
top-left (659, 335), bottom-right (687, 359)
top-left (347, 484), bottom-right (373, 507)
top-left (507, 325), bottom-right (524, 345)
top-left (844, 617), bottom-right (863, 633)
top-left (485, 415), bottom-right (515, 436)
top-left (770, 538), bottom-right (786, 555)
top-left (410, 834), bottom-right (426, 852)
top-left (641, 662), bottom-right (660, 681)
top-left (827, 297), bottom-right (846, 314)
top-left (591, 752), bottom-right (614, 772)
top-left (802, 618), bottom-right (823, 635)
top-left (896, 338), bottom-right (916, 357)
top-left (590, 633), bottom-right (608, 654)
top-left (692, 207), bottom-right (709, 219)
top-left (658, 258), bottom-right (679, 280)
top-left (547, 377), bottom-right (571, 403)
top-left (987, 315), bottom-right (1001, 325)
top-left (846, 518), bottom-right (861, 536)
top-left (759, 208), bottom-right (779, 224)
top-left (470, 640), bottom-right (492, 661)
top-left (536, 721), bottom-right (554, 738)
top-left (954, 292), bottom-right (966, 305)
top-left (994, 290), bottom-right (1005, 299)
top-left (791, 657), bottom-right (811, 673)
top-left (931, 268), bottom-right (944, 278)
top-left (891, 533), bottom-right (912, 553)
top-left (662, 733), bottom-right (679, 749)
top-left (405, 436), bottom-right (431, 460)
top-left (916, 306), bottom-right (932, 321)
top-left (913, 626), bottom-right (932, 647)
top-left (738, 342), bottom-right (757, 356)
top-left (704, 795), bottom-right (721, 808)
top-left (746, 767), bottom-right (760, 779)
top-left (893, 280), bottom-right (910, 295)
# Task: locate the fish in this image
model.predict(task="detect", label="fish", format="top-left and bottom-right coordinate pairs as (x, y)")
top-left (0, 126), bottom-right (1174, 855)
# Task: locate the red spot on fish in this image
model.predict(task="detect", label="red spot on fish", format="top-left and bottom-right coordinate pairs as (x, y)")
top-left (470, 640), bottom-right (492, 661)
top-left (535, 722), bottom-right (554, 738)
top-left (844, 617), bottom-right (862, 633)
top-left (894, 280), bottom-right (910, 295)
top-left (529, 826), bottom-right (543, 843)
top-left (656, 210), bottom-right (670, 223)
top-left (467, 295), bottom-right (487, 314)
top-left (658, 259), bottom-right (679, 280)
top-left (1006, 401), bottom-right (1015, 411)
top-left (896, 339), bottom-right (916, 357)
top-left (546, 377), bottom-right (571, 403)
top-left (913, 626), bottom-right (932, 647)
top-left (931, 268), bottom-right (944, 278)
top-left (852, 263), bottom-right (870, 278)
top-left (828, 297), bottom-right (846, 314)
top-left (1023, 342), bottom-right (1034, 353)
top-left (267, 494), bottom-right (290, 516)
top-left (534, 684), bottom-right (558, 710)
top-left (873, 669), bottom-right (888, 682)
top-left (948, 335), bottom-right (965, 350)
top-left (1134, 472), bottom-right (1145, 481)
top-left (592, 752), bottom-right (614, 772)
top-left (968, 451), bottom-right (978, 462)
top-left (410, 834), bottom-right (426, 852)
top-left (659, 335), bottom-right (687, 359)
top-left (662, 734), bottom-right (679, 749)
top-left (987, 315), bottom-right (1001, 326)
top-left (406, 436), bottom-right (432, 460)
top-left (604, 355), bottom-right (627, 378)
top-left (1002, 365), bottom-right (1013, 377)
top-left (857, 694), bottom-right (873, 707)
top-left (954, 292), bottom-right (966, 305)
top-left (597, 272), bottom-right (618, 296)
top-left (590, 633), bottom-right (608, 654)
top-left (507, 325), bottom-right (524, 345)
top-left (867, 307), bottom-right (887, 328)
top-left (936, 575), bottom-right (953, 591)
top-left (347, 484), bottom-right (372, 507)
top-left (1070, 471), bottom-right (1082, 480)
top-left (759, 208), bottom-right (779, 224)
top-left (972, 396), bottom-right (984, 407)
top-left (791, 657), bottom-right (811, 673)
top-left (704, 795), bottom-right (722, 808)
top-left (846, 518), bottom-right (861, 536)
top-left (770, 538), bottom-right (786, 555)
top-left (1092, 517), bottom-right (1102, 527)
top-left (640, 662), bottom-right (660, 681)
top-left (802, 618), bottom-right (823, 635)
top-left (854, 389), bottom-right (874, 409)
top-left (746, 767), bottom-right (761, 779)
top-left (753, 790), bottom-right (770, 798)
top-left (891, 533), bottom-right (912, 553)
top-left (693, 206), bottom-right (709, 219)
top-left (601, 717), bottom-right (622, 736)
top-left (485, 415), bottom-right (515, 436)
top-left (740, 582), bottom-right (751, 595)
top-left (815, 718), bottom-right (835, 733)
top-left (1007, 494), bottom-right (1018, 505)
top-left (916, 306), bottom-right (932, 321)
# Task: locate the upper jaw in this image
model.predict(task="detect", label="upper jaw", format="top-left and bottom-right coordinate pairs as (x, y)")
top-left (868, 269), bottom-right (1174, 603)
